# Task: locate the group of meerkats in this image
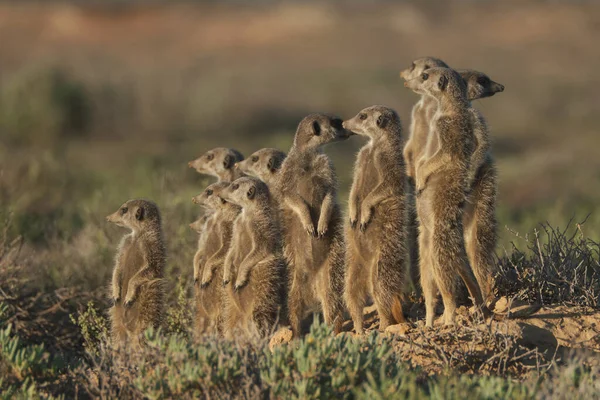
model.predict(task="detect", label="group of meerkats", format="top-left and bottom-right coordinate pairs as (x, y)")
top-left (106, 56), bottom-right (515, 347)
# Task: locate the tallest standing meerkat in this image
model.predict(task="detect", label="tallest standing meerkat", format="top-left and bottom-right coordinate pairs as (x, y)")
top-left (400, 57), bottom-right (449, 294)
top-left (276, 114), bottom-right (350, 337)
top-left (401, 59), bottom-right (505, 302)
top-left (341, 106), bottom-right (409, 334)
top-left (405, 67), bottom-right (486, 326)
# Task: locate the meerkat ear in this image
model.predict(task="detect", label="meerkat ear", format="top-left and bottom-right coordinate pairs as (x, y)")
top-left (438, 75), bottom-right (449, 91)
top-left (135, 207), bottom-right (145, 221)
top-left (312, 121), bottom-right (321, 136)
top-left (376, 114), bottom-right (389, 129)
top-left (267, 157), bottom-right (277, 173)
top-left (246, 186), bottom-right (256, 200)
top-left (223, 154), bottom-right (234, 169)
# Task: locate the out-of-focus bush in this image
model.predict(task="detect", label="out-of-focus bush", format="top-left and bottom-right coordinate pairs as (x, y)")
top-left (0, 68), bottom-right (90, 147)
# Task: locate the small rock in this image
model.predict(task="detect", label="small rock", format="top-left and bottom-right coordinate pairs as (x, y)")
top-left (385, 323), bottom-right (411, 336)
top-left (269, 327), bottom-right (293, 351)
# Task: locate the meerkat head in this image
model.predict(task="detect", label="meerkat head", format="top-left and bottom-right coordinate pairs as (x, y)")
top-left (192, 181), bottom-right (230, 210)
top-left (405, 67), bottom-right (468, 103)
top-left (106, 199), bottom-right (161, 234)
top-left (188, 148), bottom-right (244, 179)
top-left (235, 148), bottom-right (286, 184)
top-left (457, 69), bottom-right (505, 101)
top-left (343, 105), bottom-right (402, 140)
top-left (400, 57), bottom-right (449, 83)
top-left (221, 177), bottom-right (270, 208)
top-left (189, 218), bottom-right (205, 233)
top-left (293, 113), bottom-right (352, 151)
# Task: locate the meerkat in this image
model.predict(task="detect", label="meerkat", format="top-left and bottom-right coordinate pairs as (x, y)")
top-left (106, 199), bottom-right (166, 347)
top-left (234, 148), bottom-right (287, 187)
top-left (188, 147), bottom-right (245, 230)
top-left (457, 69), bottom-right (504, 304)
top-left (404, 67), bottom-right (487, 327)
top-left (191, 182), bottom-right (240, 335)
top-left (188, 147), bottom-right (245, 182)
top-left (401, 59), bottom-right (505, 300)
top-left (400, 57), bottom-right (450, 295)
top-left (341, 106), bottom-right (409, 334)
top-left (275, 113), bottom-right (350, 337)
top-left (220, 177), bottom-right (287, 339)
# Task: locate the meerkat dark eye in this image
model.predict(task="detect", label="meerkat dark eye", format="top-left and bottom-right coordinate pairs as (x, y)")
top-left (312, 121), bottom-right (321, 136)
top-left (251, 156), bottom-right (259, 162)
top-left (120, 207), bottom-right (128, 215)
top-left (477, 76), bottom-right (489, 86)
top-left (359, 113), bottom-right (367, 121)
top-left (206, 189), bottom-right (213, 196)
top-left (206, 154), bottom-right (214, 161)
top-left (421, 73), bottom-right (429, 81)
top-left (232, 183), bottom-right (239, 190)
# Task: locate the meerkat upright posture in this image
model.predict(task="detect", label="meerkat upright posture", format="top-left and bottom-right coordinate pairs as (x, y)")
top-left (457, 69), bottom-right (504, 303)
top-left (400, 57), bottom-right (450, 294)
top-left (341, 106), bottom-right (409, 334)
top-left (220, 177), bottom-right (287, 339)
top-left (405, 67), bottom-right (487, 327)
top-left (235, 148), bottom-right (287, 187)
top-left (276, 114), bottom-right (350, 337)
top-left (191, 182), bottom-right (240, 335)
top-left (106, 199), bottom-right (166, 347)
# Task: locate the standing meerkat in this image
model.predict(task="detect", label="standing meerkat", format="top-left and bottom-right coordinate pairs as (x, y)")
top-left (401, 59), bottom-right (505, 300)
top-left (234, 148), bottom-right (287, 187)
top-left (106, 199), bottom-right (166, 347)
top-left (191, 182), bottom-right (240, 334)
top-left (341, 105), bottom-right (409, 334)
top-left (457, 69), bottom-right (504, 303)
top-left (400, 57), bottom-right (450, 295)
top-left (220, 177), bottom-right (287, 339)
top-left (276, 113), bottom-right (350, 337)
top-left (405, 67), bottom-right (487, 327)
top-left (188, 147), bottom-right (245, 231)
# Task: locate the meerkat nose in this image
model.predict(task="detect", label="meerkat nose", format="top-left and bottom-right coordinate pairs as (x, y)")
top-left (498, 84), bottom-right (505, 92)
top-left (192, 197), bottom-right (197, 204)
top-left (404, 82), bottom-right (408, 87)
top-left (188, 161), bottom-right (193, 168)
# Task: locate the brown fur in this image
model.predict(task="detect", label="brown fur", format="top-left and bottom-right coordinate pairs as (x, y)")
top-left (106, 199), bottom-right (166, 348)
top-left (188, 147), bottom-right (245, 182)
top-left (405, 67), bottom-right (486, 327)
top-left (235, 148), bottom-right (286, 187)
top-left (341, 105), bottom-right (409, 334)
top-left (275, 114), bottom-right (350, 337)
top-left (191, 182), bottom-right (240, 335)
top-left (400, 57), bottom-right (449, 296)
top-left (220, 177), bottom-right (287, 339)
top-left (401, 60), bottom-right (504, 301)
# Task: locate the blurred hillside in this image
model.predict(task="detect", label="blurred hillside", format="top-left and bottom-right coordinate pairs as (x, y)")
top-left (1, 1), bottom-right (600, 248)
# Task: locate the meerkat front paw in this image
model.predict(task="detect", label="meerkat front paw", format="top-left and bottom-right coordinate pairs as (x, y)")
top-left (316, 219), bottom-right (328, 238)
top-left (348, 205), bottom-right (358, 229)
top-left (201, 267), bottom-right (214, 288)
top-left (304, 222), bottom-right (316, 237)
top-left (359, 206), bottom-right (373, 232)
top-left (123, 295), bottom-right (136, 308)
top-left (234, 278), bottom-right (248, 291)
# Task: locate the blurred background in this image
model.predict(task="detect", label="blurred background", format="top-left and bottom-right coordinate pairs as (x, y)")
top-left (0, 0), bottom-right (599, 292)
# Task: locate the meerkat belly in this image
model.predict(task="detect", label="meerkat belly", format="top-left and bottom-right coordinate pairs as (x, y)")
top-left (119, 244), bottom-right (144, 301)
